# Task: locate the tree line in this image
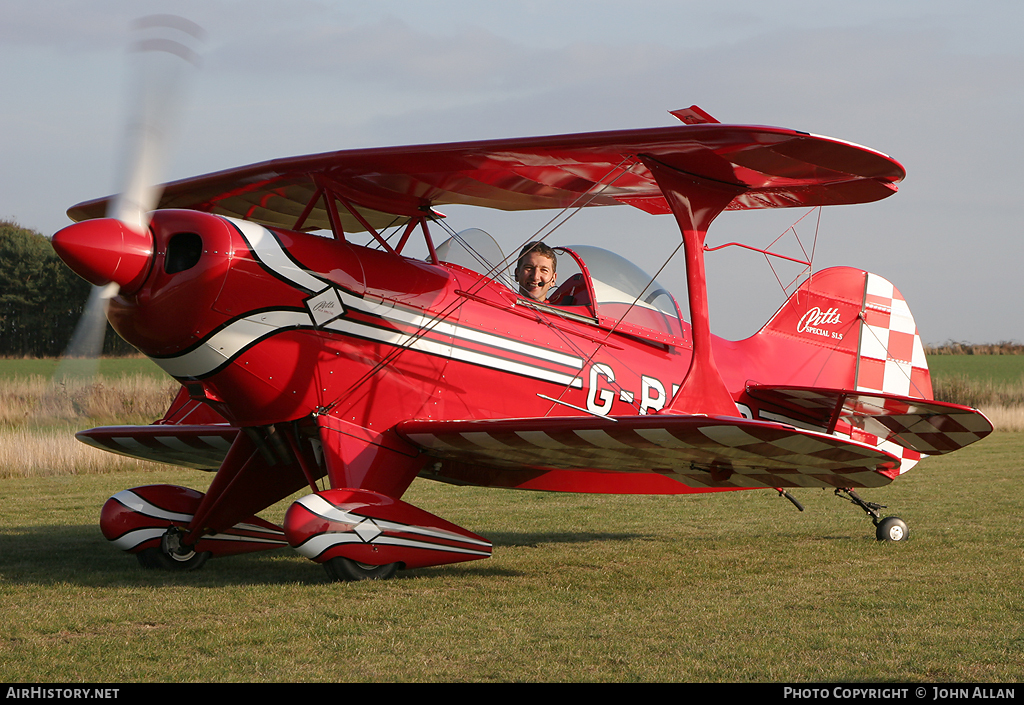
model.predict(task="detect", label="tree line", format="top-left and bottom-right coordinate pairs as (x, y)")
top-left (925, 342), bottom-right (1024, 355)
top-left (0, 220), bottom-right (135, 357)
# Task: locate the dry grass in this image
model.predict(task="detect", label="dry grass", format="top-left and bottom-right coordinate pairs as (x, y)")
top-left (980, 405), bottom-right (1024, 433)
top-left (931, 373), bottom-right (1024, 409)
top-left (930, 372), bottom-right (1024, 432)
top-left (0, 374), bottom-right (177, 427)
top-left (0, 374), bottom-right (179, 478)
top-left (0, 427), bottom-right (171, 478)
top-left (0, 365), bottom-right (1020, 480)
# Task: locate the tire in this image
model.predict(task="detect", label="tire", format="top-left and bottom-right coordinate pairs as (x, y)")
top-left (323, 557), bottom-right (398, 582)
top-left (875, 516), bottom-right (909, 542)
top-left (136, 546), bottom-right (211, 571)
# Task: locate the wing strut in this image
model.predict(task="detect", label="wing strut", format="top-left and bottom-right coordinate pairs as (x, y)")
top-left (641, 157), bottom-right (746, 417)
top-left (296, 175), bottom-right (441, 258)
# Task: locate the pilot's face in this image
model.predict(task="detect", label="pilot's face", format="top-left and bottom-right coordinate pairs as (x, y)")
top-left (516, 252), bottom-right (557, 301)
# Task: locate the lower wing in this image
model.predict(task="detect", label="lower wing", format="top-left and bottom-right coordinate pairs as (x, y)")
top-left (397, 414), bottom-right (902, 489)
top-left (76, 424), bottom-right (238, 470)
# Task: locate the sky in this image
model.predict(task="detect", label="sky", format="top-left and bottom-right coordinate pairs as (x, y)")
top-left (1, 0), bottom-right (1021, 344)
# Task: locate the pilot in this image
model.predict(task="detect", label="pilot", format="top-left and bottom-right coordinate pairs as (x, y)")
top-left (515, 241), bottom-right (557, 302)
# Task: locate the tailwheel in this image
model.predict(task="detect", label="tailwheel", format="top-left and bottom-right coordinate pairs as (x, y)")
top-left (875, 516), bottom-right (909, 542)
top-left (835, 488), bottom-right (910, 542)
top-left (323, 557), bottom-right (399, 582)
top-left (136, 527), bottom-right (211, 571)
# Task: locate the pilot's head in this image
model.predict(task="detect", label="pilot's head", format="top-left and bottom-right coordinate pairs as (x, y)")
top-left (515, 242), bottom-right (557, 302)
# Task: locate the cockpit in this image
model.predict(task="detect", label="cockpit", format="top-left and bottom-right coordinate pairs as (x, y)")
top-left (435, 229), bottom-right (688, 347)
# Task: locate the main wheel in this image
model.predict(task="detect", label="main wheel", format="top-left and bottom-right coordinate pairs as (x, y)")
top-left (136, 546), bottom-right (211, 571)
top-left (875, 516), bottom-right (909, 542)
top-left (323, 557), bottom-right (398, 582)
top-left (136, 527), bottom-right (211, 571)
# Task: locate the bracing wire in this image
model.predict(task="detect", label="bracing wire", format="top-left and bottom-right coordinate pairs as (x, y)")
top-left (318, 157), bottom-right (639, 415)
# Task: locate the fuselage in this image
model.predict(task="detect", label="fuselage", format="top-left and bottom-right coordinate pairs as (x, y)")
top-left (103, 211), bottom-right (701, 430)
top-left (54, 206), bottom-right (967, 504)
top-left (58, 209), bottom-right (894, 438)
top-left (56, 206), bottom-right (921, 446)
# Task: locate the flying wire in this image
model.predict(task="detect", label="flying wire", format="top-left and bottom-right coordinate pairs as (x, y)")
top-left (316, 157), bottom-right (639, 415)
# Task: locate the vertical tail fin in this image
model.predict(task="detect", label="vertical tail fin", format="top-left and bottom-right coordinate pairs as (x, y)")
top-left (756, 267), bottom-right (932, 400)
top-left (753, 267), bottom-right (938, 474)
top-left (850, 272), bottom-right (934, 474)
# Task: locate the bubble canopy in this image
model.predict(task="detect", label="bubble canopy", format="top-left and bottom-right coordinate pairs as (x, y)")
top-left (434, 229), bottom-right (687, 345)
top-left (558, 245), bottom-right (686, 344)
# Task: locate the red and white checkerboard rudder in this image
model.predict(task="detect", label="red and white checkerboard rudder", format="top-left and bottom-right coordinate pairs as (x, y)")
top-left (854, 272), bottom-right (931, 473)
top-left (855, 273), bottom-right (931, 399)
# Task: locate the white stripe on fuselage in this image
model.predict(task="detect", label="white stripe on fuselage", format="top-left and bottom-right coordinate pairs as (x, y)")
top-left (229, 217), bottom-right (327, 293)
top-left (150, 218), bottom-right (583, 387)
top-left (150, 310), bottom-right (312, 378)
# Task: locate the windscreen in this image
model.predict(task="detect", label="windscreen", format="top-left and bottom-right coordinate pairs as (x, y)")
top-left (566, 245), bottom-right (685, 340)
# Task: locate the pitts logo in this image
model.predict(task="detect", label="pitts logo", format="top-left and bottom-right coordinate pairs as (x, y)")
top-left (796, 306), bottom-right (844, 340)
top-left (311, 300), bottom-right (338, 313)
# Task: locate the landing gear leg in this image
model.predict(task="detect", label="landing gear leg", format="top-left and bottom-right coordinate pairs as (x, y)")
top-left (835, 488), bottom-right (909, 542)
top-left (776, 488), bottom-right (804, 511)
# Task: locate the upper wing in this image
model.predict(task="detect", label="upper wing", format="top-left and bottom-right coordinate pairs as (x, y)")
top-left (67, 118), bottom-right (905, 234)
top-left (397, 414), bottom-right (902, 490)
top-left (746, 385), bottom-right (993, 454)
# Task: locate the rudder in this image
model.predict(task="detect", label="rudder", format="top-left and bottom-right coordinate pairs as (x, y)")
top-left (854, 271), bottom-right (932, 400)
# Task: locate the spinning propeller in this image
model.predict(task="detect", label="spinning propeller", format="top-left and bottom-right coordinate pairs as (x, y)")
top-left (52, 15), bottom-right (204, 372)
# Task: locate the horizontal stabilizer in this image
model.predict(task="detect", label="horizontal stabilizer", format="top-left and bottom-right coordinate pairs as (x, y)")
top-left (746, 385), bottom-right (993, 454)
top-left (397, 414), bottom-right (902, 490)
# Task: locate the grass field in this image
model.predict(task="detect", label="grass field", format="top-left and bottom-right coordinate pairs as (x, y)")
top-left (0, 357), bottom-right (165, 382)
top-left (0, 356), bottom-right (1020, 682)
top-left (928, 355), bottom-right (1024, 430)
top-left (0, 367), bottom-right (177, 478)
top-left (928, 355), bottom-right (1024, 386)
top-left (0, 435), bottom-right (1021, 682)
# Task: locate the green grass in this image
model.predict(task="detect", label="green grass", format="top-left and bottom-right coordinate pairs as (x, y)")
top-left (927, 354), bottom-right (1024, 385)
top-left (0, 357), bottom-right (165, 381)
top-left (0, 355), bottom-right (1018, 681)
top-left (927, 355), bottom-right (1024, 411)
top-left (1, 435), bottom-right (1021, 682)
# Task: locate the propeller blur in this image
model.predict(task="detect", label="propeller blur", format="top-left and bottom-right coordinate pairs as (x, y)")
top-left (55, 15), bottom-right (203, 375)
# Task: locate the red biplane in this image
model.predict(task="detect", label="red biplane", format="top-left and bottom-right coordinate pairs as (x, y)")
top-left (51, 103), bottom-right (992, 580)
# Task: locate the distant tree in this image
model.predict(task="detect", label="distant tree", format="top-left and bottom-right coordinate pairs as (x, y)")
top-left (0, 220), bottom-right (135, 357)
